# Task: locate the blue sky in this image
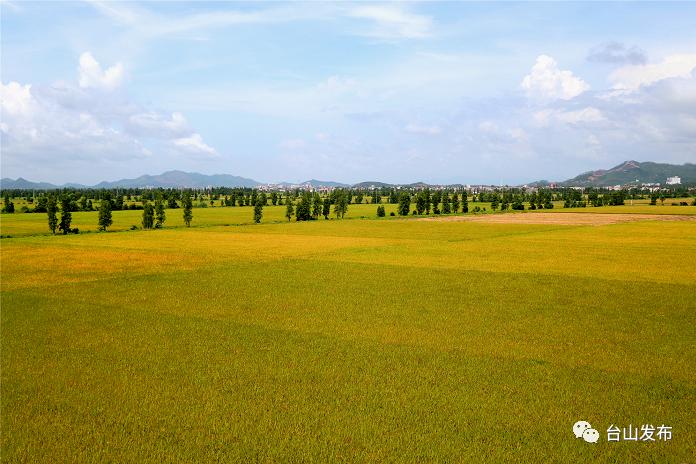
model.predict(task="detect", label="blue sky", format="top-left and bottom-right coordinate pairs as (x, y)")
top-left (2, 1), bottom-right (696, 185)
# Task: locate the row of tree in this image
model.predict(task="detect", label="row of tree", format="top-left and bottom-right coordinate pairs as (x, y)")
top-left (4, 185), bottom-right (696, 215)
top-left (282, 190), bottom-right (349, 222)
top-left (37, 192), bottom-right (194, 234)
top-left (15, 187), bottom-right (695, 234)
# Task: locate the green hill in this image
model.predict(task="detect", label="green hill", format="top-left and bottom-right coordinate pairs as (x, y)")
top-left (559, 161), bottom-right (696, 186)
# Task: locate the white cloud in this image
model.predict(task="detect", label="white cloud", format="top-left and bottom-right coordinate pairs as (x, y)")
top-left (558, 107), bottom-right (605, 124)
top-left (1, 53), bottom-right (217, 166)
top-left (533, 107), bottom-right (606, 127)
top-left (78, 52), bottom-right (124, 90)
top-left (86, 1), bottom-right (431, 44)
top-left (405, 123), bottom-right (442, 135)
top-left (127, 111), bottom-right (189, 138)
top-left (0, 81), bottom-right (36, 116)
top-left (609, 54), bottom-right (696, 91)
top-left (521, 55), bottom-right (589, 101)
top-left (173, 133), bottom-right (217, 156)
top-left (644, 73), bottom-right (696, 110)
top-left (0, 79), bottom-right (149, 162)
top-left (348, 5), bottom-right (432, 39)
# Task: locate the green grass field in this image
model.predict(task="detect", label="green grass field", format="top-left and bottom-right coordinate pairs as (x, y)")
top-left (1, 201), bottom-right (694, 237)
top-left (2, 206), bottom-right (695, 462)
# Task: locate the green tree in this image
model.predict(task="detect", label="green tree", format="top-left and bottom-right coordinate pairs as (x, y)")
top-left (432, 191), bottom-right (441, 214)
top-left (462, 192), bottom-right (468, 213)
top-left (2, 195), bottom-right (15, 213)
top-left (35, 195), bottom-right (48, 213)
top-left (113, 194), bottom-right (124, 211)
top-left (451, 193), bottom-right (459, 213)
top-left (397, 192), bottom-right (411, 216)
top-left (253, 197), bottom-right (264, 223)
top-left (142, 202), bottom-right (155, 229)
top-left (182, 191), bottom-right (193, 227)
top-left (333, 190), bottom-right (348, 218)
top-left (58, 195), bottom-right (73, 234)
top-left (322, 197), bottom-right (331, 219)
top-left (47, 195), bottom-right (58, 234)
top-left (491, 195), bottom-right (499, 212)
top-left (442, 194), bottom-right (451, 214)
top-left (376, 205), bottom-right (386, 217)
top-left (312, 193), bottom-right (322, 219)
top-left (155, 195), bottom-right (166, 228)
top-left (285, 197), bottom-right (294, 221)
top-left (416, 192), bottom-right (426, 215)
top-left (98, 198), bottom-right (113, 231)
top-left (295, 192), bottom-right (312, 221)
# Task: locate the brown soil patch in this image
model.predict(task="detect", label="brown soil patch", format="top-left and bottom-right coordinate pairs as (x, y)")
top-left (417, 212), bottom-right (696, 226)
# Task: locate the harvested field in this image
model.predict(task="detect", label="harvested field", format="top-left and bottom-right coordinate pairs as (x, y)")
top-left (419, 212), bottom-right (696, 225)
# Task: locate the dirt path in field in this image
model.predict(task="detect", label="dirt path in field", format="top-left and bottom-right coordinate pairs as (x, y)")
top-left (417, 212), bottom-right (696, 226)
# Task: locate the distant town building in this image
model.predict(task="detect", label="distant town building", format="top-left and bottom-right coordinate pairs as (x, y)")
top-left (666, 176), bottom-right (681, 185)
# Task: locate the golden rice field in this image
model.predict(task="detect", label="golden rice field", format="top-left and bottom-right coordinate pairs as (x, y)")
top-left (1, 205), bottom-right (695, 462)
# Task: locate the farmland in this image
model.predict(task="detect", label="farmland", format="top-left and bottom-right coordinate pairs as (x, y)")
top-left (1, 207), bottom-right (695, 462)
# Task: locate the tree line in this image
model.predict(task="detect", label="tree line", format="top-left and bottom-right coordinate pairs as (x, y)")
top-left (2, 187), bottom-right (695, 235)
top-left (2, 185), bottom-right (695, 216)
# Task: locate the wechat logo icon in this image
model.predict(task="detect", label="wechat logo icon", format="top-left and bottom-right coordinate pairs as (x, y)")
top-left (573, 420), bottom-right (599, 443)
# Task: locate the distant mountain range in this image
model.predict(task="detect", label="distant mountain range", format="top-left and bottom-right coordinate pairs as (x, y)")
top-left (1, 161), bottom-right (694, 190)
top-left (1, 170), bottom-right (261, 189)
top-left (543, 161), bottom-right (696, 187)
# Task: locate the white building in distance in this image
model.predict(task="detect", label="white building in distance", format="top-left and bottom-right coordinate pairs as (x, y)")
top-left (666, 176), bottom-right (681, 185)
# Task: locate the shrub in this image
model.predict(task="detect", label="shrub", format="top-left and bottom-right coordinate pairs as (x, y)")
top-left (376, 205), bottom-right (385, 217)
top-left (390, 212), bottom-right (395, 216)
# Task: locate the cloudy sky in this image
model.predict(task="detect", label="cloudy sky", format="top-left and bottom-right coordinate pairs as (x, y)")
top-left (1, 1), bottom-right (695, 185)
